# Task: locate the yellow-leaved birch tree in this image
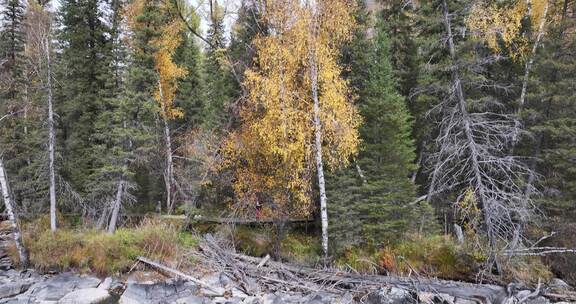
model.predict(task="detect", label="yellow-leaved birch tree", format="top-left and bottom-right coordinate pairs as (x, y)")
top-left (466, 0), bottom-right (562, 111)
top-left (223, 0), bottom-right (360, 259)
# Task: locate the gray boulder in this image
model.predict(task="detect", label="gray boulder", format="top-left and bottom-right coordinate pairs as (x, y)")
top-left (0, 282), bottom-right (32, 300)
top-left (366, 287), bottom-right (416, 304)
top-left (23, 272), bottom-right (101, 302)
top-left (262, 294), bottom-right (284, 304)
top-left (57, 288), bottom-right (111, 304)
top-left (175, 295), bottom-right (210, 304)
top-left (119, 280), bottom-right (198, 304)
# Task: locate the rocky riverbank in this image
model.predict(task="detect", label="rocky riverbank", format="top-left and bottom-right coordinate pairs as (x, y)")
top-left (0, 269), bottom-right (370, 304)
top-left (2, 267), bottom-right (574, 304)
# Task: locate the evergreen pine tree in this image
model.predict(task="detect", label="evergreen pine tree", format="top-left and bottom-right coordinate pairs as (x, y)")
top-left (202, 5), bottom-right (236, 131)
top-left (524, 17), bottom-right (576, 222)
top-left (57, 0), bottom-right (112, 194)
top-left (85, 0), bottom-right (145, 225)
top-left (327, 9), bottom-right (421, 249)
top-left (379, 0), bottom-right (419, 98)
top-left (0, 0), bottom-right (25, 99)
top-left (174, 32), bottom-right (204, 128)
top-left (228, 0), bottom-right (265, 82)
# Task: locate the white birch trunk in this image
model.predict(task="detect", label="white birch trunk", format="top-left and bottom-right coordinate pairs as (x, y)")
top-left (163, 119), bottom-right (174, 214)
top-left (310, 50), bottom-right (329, 261)
top-left (518, 1), bottom-right (549, 112)
top-left (45, 36), bottom-right (57, 232)
top-left (0, 158), bottom-right (29, 267)
top-left (157, 80), bottom-right (174, 214)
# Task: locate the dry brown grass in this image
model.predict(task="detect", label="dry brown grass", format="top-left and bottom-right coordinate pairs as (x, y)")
top-left (22, 217), bottom-right (198, 276)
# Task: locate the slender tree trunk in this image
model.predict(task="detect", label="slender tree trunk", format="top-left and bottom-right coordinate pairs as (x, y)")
top-left (163, 118), bottom-right (174, 214)
top-left (518, 2), bottom-right (549, 113)
top-left (108, 117), bottom-right (132, 233)
top-left (412, 149), bottom-right (423, 183)
top-left (157, 80), bottom-right (175, 214)
top-left (107, 174), bottom-right (125, 234)
top-left (96, 203), bottom-right (111, 230)
top-left (23, 78), bottom-right (31, 167)
top-left (355, 163), bottom-right (367, 184)
top-left (310, 50), bottom-right (329, 261)
top-left (45, 36), bottom-right (57, 232)
top-left (0, 158), bottom-right (29, 267)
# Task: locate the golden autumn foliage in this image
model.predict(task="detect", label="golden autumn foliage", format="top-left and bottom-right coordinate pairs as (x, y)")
top-left (466, 0), bottom-right (555, 60)
top-left (153, 19), bottom-right (187, 119)
top-left (222, 0), bottom-right (361, 219)
top-left (125, 0), bottom-right (187, 119)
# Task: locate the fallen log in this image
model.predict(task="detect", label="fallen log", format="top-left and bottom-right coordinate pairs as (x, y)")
top-left (136, 256), bottom-right (224, 295)
top-left (199, 234), bottom-right (576, 304)
top-left (190, 215), bottom-right (314, 225)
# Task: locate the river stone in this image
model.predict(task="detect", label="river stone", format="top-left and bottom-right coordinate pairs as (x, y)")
top-left (57, 288), bottom-right (111, 304)
top-left (119, 280), bottom-right (197, 304)
top-left (302, 292), bottom-right (337, 304)
top-left (549, 278), bottom-right (572, 291)
top-left (525, 296), bottom-right (550, 304)
top-left (175, 295), bottom-right (210, 304)
top-left (262, 294), bottom-right (284, 304)
top-left (97, 278), bottom-right (113, 290)
top-left (418, 291), bottom-right (455, 304)
top-left (366, 287), bottom-right (416, 304)
top-left (211, 296), bottom-right (243, 304)
top-left (454, 298), bottom-right (480, 304)
top-left (24, 273), bottom-right (101, 302)
top-left (0, 282), bottom-right (32, 299)
top-left (239, 297), bottom-right (260, 304)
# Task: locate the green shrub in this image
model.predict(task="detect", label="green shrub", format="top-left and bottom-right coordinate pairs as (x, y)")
top-left (280, 233), bottom-right (321, 265)
top-left (335, 234), bottom-right (480, 280)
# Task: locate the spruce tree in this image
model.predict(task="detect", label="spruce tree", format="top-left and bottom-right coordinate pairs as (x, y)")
top-left (228, 0), bottom-right (266, 82)
top-left (86, 0), bottom-right (145, 225)
top-left (327, 10), bottom-right (420, 249)
top-left (379, 0), bottom-right (419, 98)
top-left (174, 32), bottom-right (204, 128)
top-left (57, 0), bottom-right (111, 194)
top-left (0, 0), bottom-right (25, 99)
top-left (202, 5), bottom-right (236, 131)
top-left (524, 17), bottom-right (576, 222)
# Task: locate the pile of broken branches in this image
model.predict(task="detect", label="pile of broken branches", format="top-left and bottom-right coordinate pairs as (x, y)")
top-left (192, 234), bottom-right (576, 304)
top-left (134, 234), bottom-right (576, 303)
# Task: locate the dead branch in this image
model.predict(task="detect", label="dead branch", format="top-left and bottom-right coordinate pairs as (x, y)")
top-left (136, 256), bottom-right (224, 295)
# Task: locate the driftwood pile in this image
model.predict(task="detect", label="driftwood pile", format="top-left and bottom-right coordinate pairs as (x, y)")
top-left (184, 234), bottom-right (575, 304)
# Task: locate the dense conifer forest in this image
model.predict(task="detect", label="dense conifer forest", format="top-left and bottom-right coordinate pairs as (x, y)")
top-left (1, 0), bottom-right (576, 296)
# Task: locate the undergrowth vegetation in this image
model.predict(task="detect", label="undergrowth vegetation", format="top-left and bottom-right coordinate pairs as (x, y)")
top-left (334, 234), bottom-right (552, 283)
top-left (14, 214), bottom-right (552, 284)
top-left (20, 217), bottom-right (198, 276)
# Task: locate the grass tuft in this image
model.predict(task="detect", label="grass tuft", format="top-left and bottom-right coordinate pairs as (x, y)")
top-left (23, 217), bottom-right (199, 276)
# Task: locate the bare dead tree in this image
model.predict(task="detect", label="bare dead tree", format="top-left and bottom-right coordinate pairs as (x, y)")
top-left (425, 1), bottom-right (537, 259)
